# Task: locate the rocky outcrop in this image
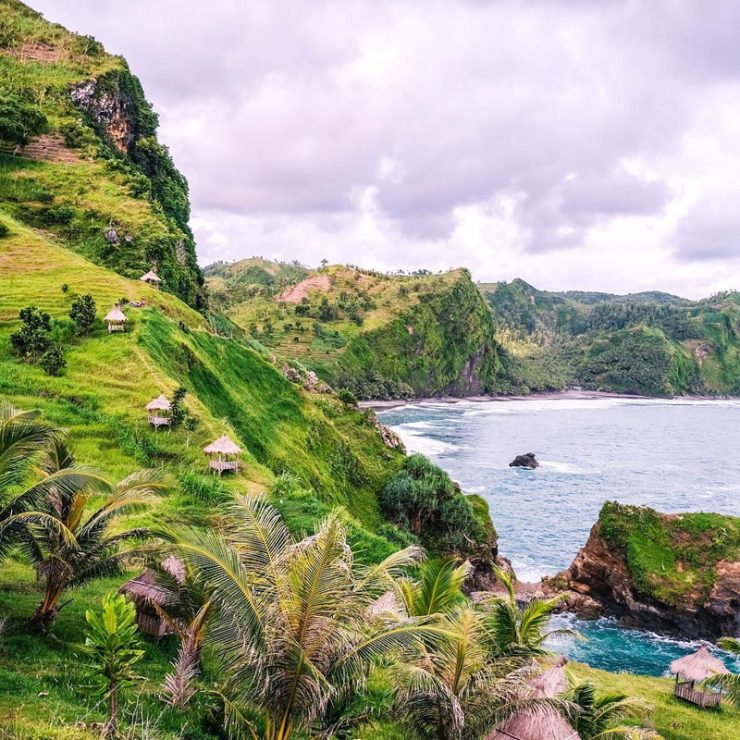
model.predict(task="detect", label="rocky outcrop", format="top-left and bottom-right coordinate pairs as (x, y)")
top-left (544, 510), bottom-right (740, 639)
top-left (510, 452), bottom-right (539, 468)
top-left (71, 78), bottom-right (136, 154)
top-left (363, 409), bottom-right (406, 452)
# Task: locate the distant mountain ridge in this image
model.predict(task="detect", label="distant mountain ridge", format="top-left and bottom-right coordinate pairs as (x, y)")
top-left (480, 279), bottom-right (740, 396)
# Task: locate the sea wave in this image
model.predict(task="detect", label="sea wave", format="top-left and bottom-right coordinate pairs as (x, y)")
top-left (538, 460), bottom-right (590, 475)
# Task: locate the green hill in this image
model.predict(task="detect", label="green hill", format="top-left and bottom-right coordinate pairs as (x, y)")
top-left (206, 260), bottom-right (503, 399)
top-left (0, 0), bottom-right (205, 307)
top-left (480, 279), bottom-right (740, 396)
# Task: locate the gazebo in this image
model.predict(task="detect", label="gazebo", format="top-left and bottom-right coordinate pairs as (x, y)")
top-left (104, 305), bottom-right (127, 333)
top-left (146, 393), bottom-right (171, 429)
top-left (670, 646), bottom-right (729, 707)
top-left (140, 269), bottom-right (161, 288)
top-left (120, 556), bottom-right (185, 637)
top-left (204, 433), bottom-right (241, 475)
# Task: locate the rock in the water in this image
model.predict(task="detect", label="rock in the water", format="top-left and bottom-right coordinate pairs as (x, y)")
top-left (509, 452), bottom-right (539, 468)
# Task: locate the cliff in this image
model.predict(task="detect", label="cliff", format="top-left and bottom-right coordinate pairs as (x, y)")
top-left (206, 261), bottom-right (504, 399)
top-left (547, 502), bottom-right (740, 639)
top-left (0, 0), bottom-right (205, 307)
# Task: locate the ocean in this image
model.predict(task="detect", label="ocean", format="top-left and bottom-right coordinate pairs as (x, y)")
top-left (379, 396), bottom-right (740, 675)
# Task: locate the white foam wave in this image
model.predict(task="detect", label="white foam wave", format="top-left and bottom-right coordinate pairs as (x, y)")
top-left (538, 460), bottom-right (589, 475)
top-left (392, 426), bottom-right (459, 456)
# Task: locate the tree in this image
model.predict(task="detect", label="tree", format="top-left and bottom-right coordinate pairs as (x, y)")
top-left (170, 386), bottom-right (188, 428)
top-left (391, 604), bottom-right (569, 740)
top-left (69, 293), bottom-right (97, 335)
top-left (705, 638), bottom-right (740, 707)
top-left (81, 593), bottom-right (144, 738)
top-left (21, 438), bottom-right (163, 633)
top-left (568, 682), bottom-right (656, 739)
top-left (9, 306), bottom-right (52, 361)
top-left (165, 494), bottom-right (437, 740)
top-left (483, 567), bottom-right (572, 658)
top-left (0, 405), bottom-right (106, 562)
top-left (40, 346), bottom-right (66, 376)
top-left (397, 558), bottom-right (471, 617)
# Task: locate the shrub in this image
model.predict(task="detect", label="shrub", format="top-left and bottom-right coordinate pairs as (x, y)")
top-left (0, 222), bottom-right (9, 238)
top-left (69, 293), bottom-right (97, 335)
top-left (379, 453), bottom-right (489, 555)
top-left (39, 346), bottom-right (66, 376)
top-left (0, 93), bottom-right (48, 146)
top-left (170, 386), bottom-right (188, 427)
top-left (9, 305), bottom-right (52, 360)
top-left (180, 470), bottom-right (229, 504)
top-left (337, 388), bottom-right (359, 407)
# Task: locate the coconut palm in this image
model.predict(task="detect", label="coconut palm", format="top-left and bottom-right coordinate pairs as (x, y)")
top-left (568, 681), bottom-right (657, 739)
top-left (396, 557), bottom-right (471, 617)
top-left (484, 566), bottom-right (572, 658)
top-left (705, 637), bottom-right (740, 707)
top-left (391, 603), bottom-right (572, 740)
top-left (0, 404), bottom-right (107, 559)
top-left (21, 438), bottom-right (163, 633)
top-left (165, 493), bottom-right (440, 740)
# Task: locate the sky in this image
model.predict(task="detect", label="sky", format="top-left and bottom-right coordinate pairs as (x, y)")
top-left (32, 0), bottom-right (740, 298)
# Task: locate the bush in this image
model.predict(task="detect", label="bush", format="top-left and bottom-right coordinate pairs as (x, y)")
top-left (180, 470), bottom-right (229, 504)
top-left (379, 453), bottom-right (490, 556)
top-left (0, 222), bottom-right (9, 238)
top-left (9, 305), bottom-right (52, 360)
top-left (39, 346), bottom-right (66, 376)
top-left (69, 293), bottom-right (97, 335)
top-left (337, 388), bottom-right (359, 407)
top-left (0, 93), bottom-right (48, 146)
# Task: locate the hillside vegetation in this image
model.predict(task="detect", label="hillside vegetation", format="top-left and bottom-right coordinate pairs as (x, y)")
top-left (206, 259), bottom-right (503, 399)
top-left (481, 278), bottom-right (740, 396)
top-left (0, 0), bottom-right (205, 306)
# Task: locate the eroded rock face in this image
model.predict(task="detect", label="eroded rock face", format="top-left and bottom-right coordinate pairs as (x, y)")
top-left (544, 522), bottom-right (740, 639)
top-left (71, 79), bottom-right (135, 154)
top-left (363, 409), bottom-right (406, 452)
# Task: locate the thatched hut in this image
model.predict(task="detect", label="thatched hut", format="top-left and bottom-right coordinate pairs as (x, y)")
top-left (487, 712), bottom-right (580, 740)
top-left (146, 393), bottom-right (171, 429)
top-left (104, 305), bottom-right (127, 333)
top-left (670, 646), bottom-right (728, 707)
top-left (120, 556), bottom-right (185, 637)
top-left (140, 269), bottom-right (161, 288)
top-left (486, 658), bottom-right (578, 740)
top-left (204, 433), bottom-right (241, 475)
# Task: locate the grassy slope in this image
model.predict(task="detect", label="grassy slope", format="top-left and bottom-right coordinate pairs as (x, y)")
top-left (207, 261), bottom-right (502, 399)
top-left (0, 0), bottom-right (204, 306)
top-left (598, 502), bottom-right (740, 607)
top-left (0, 217), bottom-right (417, 735)
top-left (480, 279), bottom-right (740, 395)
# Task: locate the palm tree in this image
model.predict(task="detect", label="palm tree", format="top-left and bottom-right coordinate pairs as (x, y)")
top-left (484, 566), bottom-right (573, 658)
top-left (705, 637), bottom-right (740, 707)
top-left (391, 603), bottom-right (571, 739)
top-left (165, 493), bottom-right (440, 740)
top-left (396, 558), bottom-right (471, 617)
top-left (0, 404), bottom-right (107, 559)
top-left (21, 438), bottom-right (163, 633)
top-left (568, 681), bottom-right (657, 739)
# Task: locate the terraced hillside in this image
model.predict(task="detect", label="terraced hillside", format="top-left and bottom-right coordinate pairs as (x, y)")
top-left (480, 278), bottom-right (740, 396)
top-left (0, 0), bottom-right (205, 306)
top-left (205, 259), bottom-right (503, 399)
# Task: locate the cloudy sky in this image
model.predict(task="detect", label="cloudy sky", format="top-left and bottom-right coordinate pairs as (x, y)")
top-left (34, 0), bottom-right (740, 297)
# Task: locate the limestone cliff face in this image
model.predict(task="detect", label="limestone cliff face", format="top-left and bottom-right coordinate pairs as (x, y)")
top-left (547, 513), bottom-right (740, 639)
top-left (71, 79), bottom-right (136, 154)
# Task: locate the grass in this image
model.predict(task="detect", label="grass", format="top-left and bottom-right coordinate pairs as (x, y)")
top-left (570, 663), bottom-right (740, 740)
top-left (598, 502), bottom-right (740, 606)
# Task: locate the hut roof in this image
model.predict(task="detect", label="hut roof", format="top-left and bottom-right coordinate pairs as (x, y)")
top-left (120, 556), bottom-right (185, 607)
top-left (487, 711), bottom-right (579, 740)
top-left (529, 661), bottom-right (569, 699)
top-left (140, 270), bottom-right (161, 283)
top-left (104, 306), bottom-right (127, 322)
top-left (204, 433), bottom-right (241, 455)
top-left (146, 393), bottom-right (171, 411)
top-left (670, 646), bottom-right (730, 682)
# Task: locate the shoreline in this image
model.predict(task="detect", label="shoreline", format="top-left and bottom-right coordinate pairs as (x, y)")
top-left (359, 389), bottom-right (735, 411)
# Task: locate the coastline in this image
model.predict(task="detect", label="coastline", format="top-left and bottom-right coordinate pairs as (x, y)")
top-left (359, 389), bottom-right (736, 411)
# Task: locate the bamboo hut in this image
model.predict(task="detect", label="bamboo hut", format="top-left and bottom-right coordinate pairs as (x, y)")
top-left (120, 556), bottom-right (185, 637)
top-left (140, 269), bottom-right (161, 288)
top-left (146, 393), bottom-right (171, 429)
top-left (204, 433), bottom-right (241, 475)
top-left (670, 646), bottom-right (729, 707)
top-left (104, 305), bottom-right (127, 333)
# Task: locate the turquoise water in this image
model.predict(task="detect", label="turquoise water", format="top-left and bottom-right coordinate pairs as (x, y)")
top-left (379, 396), bottom-right (740, 675)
